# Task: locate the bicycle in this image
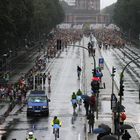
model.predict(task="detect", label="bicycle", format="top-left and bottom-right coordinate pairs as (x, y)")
top-left (53, 124), bottom-right (60, 140)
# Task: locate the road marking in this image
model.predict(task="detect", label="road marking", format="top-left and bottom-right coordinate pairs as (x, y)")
top-left (78, 133), bottom-right (81, 140)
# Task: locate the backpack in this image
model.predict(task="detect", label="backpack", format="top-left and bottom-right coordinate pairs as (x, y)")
top-left (91, 80), bottom-right (99, 90)
top-left (87, 113), bottom-right (95, 124)
top-left (121, 112), bottom-right (126, 121)
top-left (77, 66), bottom-right (82, 71)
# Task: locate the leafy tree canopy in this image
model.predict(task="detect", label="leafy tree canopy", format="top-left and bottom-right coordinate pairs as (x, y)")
top-left (113, 0), bottom-right (140, 39)
top-left (0, 0), bottom-right (65, 54)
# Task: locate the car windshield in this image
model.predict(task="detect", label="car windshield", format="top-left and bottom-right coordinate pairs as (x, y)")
top-left (28, 96), bottom-right (47, 103)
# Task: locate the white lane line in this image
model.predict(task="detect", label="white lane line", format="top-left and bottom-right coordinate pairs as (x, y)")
top-left (78, 133), bottom-right (81, 140)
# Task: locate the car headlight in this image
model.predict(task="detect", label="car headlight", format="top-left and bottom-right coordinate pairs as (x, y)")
top-left (43, 106), bottom-right (47, 108)
top-left (28, 106), bottom-right (32, 108)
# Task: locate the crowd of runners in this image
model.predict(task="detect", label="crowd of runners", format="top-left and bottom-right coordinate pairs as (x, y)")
top-left (93, 29), bottom-right (126, 49)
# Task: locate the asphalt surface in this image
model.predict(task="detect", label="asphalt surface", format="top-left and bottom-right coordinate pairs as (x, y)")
top-left (0, 36), bottom-right (140, 140)
top-left (5, 43), bottom-right (87, 140)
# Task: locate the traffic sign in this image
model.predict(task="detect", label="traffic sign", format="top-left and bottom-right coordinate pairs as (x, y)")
top-left (99, 58), bottom-right (104, 69)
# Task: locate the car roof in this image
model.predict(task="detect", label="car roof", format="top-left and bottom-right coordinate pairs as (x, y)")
top-left (29, 90), bottom-right (47, 97)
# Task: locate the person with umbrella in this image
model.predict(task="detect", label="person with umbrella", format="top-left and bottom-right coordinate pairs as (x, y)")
top-left (97, 124), bottom-right (111, 140)
top-left (81, 94), bottom-right (90, 115)
top-left (83, 99), bottom-right (90, 116)
top-left (89, 94), bottom-right (96, 113)
top-left (91, 78), bottom-right (100, 93)
top-left (97, 131), bottom-right (108, 140)
top-left (96, 68), bottom-right (103, 83)
top-left (122, 130), bottom-right (131, 140)
top-left (100, 135), bottom-right (117, 140)
top-left (119, 112), bottom-right (126, 134)
top-left (1, 134), bottom-right (6, 140)
top-left (87, 110), bottom-right (95, 133)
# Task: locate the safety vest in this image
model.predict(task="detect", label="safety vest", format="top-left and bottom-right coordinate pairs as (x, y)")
top-left (51, 119), bottom-right (62, 126)
top-left (27, 136), bottom-right (36, 140)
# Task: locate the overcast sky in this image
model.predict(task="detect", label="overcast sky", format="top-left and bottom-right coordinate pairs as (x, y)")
top-left (101, 0), bottom-right (117, 9)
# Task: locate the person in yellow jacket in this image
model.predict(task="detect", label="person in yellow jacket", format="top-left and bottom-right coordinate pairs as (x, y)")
top-left (51, 116), bottom-right (62, 138)
top-left (26, 132), bottom-right (37, 140)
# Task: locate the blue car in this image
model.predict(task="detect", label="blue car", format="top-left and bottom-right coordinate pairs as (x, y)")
top-left (27, 90), bottom-right (50, 117)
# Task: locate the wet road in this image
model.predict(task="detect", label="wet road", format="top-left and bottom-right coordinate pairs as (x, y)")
top-left (6, 43), bottom-right (87, 140)
top-left (3, 36), bottom-right (140, 140)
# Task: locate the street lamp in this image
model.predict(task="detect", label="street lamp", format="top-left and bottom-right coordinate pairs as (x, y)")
top-left (111, 66), bottom-right (118, 134)
top-left (117, 56), bottom-right (140, 140)
top-left (119, 56), bottom-right (140, 104)
top-left (111, 66), bottom-right (116, 96)
top-left (68, 44), bottom-right (96, 69)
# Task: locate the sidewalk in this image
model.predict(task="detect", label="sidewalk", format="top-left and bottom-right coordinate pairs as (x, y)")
top-left (0, 47), bottom-right (40, 120)
top-left (83, 36), bottom-right (140, 140)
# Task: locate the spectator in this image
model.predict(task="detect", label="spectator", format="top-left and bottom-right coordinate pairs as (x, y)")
top-left (1, 134), bottom-right (6, 140)
top-left (83, 99), bottom-right (90, 116)
top-left (87, 110), bottom-right (95, 133)
top-left (122, 130), bottom-right (131, 140)
top-left (89, 94), bottom-right (96, 113)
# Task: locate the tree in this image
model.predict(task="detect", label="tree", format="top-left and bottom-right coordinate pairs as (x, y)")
top-left (113, 0), bottom-right (140, 39)
top-left (31, 0), bottom-right (65, 40)
top-left (9, 0), bottom-right (33, 43)
top-left (0, 0), bottom-right (65, 55)
top-left (101, 3), bottom-right (115, 22)
top-left (0, 0), bottom-right (16, 53)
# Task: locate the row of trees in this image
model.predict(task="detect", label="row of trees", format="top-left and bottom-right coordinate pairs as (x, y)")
top-left (0, 0), bottom-right (65, 54)
top-left (113, 0), bottom-right (140, 40)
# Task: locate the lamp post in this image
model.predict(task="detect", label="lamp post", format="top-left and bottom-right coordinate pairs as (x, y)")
top-left (111, 66), bottom-right (118, 134)
top-left (68, 44), bottom-right (96, 70)
top-left (111, 66), bottom-right (116, 96)
top-left (117, 56), bottom-right (140, 140)
top-left (119, 56), bottom-right (140, 105)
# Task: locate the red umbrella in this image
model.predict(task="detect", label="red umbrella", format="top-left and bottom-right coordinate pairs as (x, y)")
top-left (92, 77), bottom-right (100, 81)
